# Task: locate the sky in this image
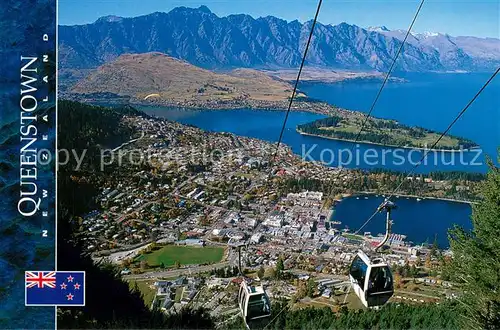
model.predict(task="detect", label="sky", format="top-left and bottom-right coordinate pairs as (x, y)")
top-left (58, 0), bottom-right (500, 38)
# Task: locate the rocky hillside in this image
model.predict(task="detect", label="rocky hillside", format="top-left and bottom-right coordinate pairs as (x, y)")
top-left (68, 52), bottom-right (299, 104)
top-left (59, 6), bottom-right (500, 72)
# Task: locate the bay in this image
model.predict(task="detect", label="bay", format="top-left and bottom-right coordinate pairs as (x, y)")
top-left (300, 72), bottom-right (500, 165)
top-left (331, 195), bottom-right (472, 248)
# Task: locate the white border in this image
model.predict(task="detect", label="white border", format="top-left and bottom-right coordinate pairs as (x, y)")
top-left (55, 0), bottom-right (59, 326)
top-left (55, 0), bottom-right (59, 274)
top-left (25, 271), bottom-right (86, 307)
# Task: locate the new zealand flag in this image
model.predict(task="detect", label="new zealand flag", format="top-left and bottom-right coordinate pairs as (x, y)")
top-left (25, 271), bottom-right (85, 306)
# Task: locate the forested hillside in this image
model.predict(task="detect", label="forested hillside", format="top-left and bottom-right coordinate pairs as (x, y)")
top-left (57, 101), bottom-right (213, 328)
top-left (263, 302), bottom-right (459, 329)
top-left (448, 156), bottom-right (500, 329)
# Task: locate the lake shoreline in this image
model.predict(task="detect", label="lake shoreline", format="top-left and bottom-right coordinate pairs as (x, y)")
top-left (72, 96), bottom-right (340, 116)
top-left (296, 129), bottom-right (480, 153)
top-left (341, 191), bottom-right (478, 205)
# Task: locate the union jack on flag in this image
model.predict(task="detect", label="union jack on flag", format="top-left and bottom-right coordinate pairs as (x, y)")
top-left (25, 271), bottom-right (57, 289)
top-left (25, 271), bottom-right (85, 306)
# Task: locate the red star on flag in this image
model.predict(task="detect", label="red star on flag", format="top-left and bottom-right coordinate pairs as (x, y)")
top-left (67, 275), bottom-right (74, 282)
top-left (66, 293), bottom-right (74, 301)
top-left (74, 283), bottom-right (81, 290)
top-left (60, 283), bottom-right (67, 290)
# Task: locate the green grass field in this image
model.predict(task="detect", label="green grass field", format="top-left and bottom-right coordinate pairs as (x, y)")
top-left (138, 245), bottom-right (225, 267)
top-left (343, 233), bottom-right (364, 241)
top-left (128, 280), bottom-right (156, 307)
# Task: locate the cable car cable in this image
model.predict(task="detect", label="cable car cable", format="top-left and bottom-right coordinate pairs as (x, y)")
top-left (262, 302), bottom-right (290, 329)
top-left (323, 0), bottom-right (425, 203)
top-left (267, 0), bottom-right (323, 176)
top-left (354, 66), bottom-right (500, 235)
top-left (247, 0), bottom-right (324, 261)
top-left (236, 1), bottom-right (323, 326)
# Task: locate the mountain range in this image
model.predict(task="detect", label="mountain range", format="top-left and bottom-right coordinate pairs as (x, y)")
top-left (59, 5), bottom-right (500, 72)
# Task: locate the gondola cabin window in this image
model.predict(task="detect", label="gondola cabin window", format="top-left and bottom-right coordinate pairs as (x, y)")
top-left (367, 265), bottom-right (393, 294)
top-left (247, 293), bottom-right (271, 319)
top-left (350, 255), bottom-right (368, 286)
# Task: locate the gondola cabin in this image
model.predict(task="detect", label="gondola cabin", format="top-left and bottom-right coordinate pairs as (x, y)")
top-left (238, 281), bottom-right (271, 323)
top-left (349, 250), bottom-right (394, 308)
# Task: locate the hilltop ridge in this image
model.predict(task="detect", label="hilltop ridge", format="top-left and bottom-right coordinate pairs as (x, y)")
top-left (66, 52), bottom-right (308, 108)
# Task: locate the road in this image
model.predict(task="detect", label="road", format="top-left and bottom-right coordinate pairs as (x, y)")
top-left (99, 242), bottom-right (153, 264)
top-left (395, 289), bottom-right (441, 299)
top-left (112, 131), bottom-right (145, 152)
top-left (123, 261), bottom-right (231, 280)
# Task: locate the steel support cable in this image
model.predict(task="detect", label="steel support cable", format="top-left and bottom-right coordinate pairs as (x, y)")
top-left (252, 0), bottom-right (324, 225)
top-left (267, 0), bottom-right (323, 176)
top-left (324, 0), bottom-right (426, 202)
top-left (354, 67), bottom-right (500, 235)
top-left (263, 302), bottom-right (290, 330)
top-left (246, 2), bottom-right (323, 327)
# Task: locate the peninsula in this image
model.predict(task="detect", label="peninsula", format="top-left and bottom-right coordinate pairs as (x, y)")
top-left (297, 116), bottom-right (478, 151)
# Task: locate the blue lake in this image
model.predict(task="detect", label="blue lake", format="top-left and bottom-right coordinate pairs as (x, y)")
top-left (140, 73), bottom-right (498, 174)
top-left (138, 72), bottom-right (496, 246)
top-left (331, 195), bottom-right (472, 248)
top-left (300, 72), bottom-right (500, 164)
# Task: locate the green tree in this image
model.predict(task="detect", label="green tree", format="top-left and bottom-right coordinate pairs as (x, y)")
top-left (243, 193), bottom-right (253, 202)
top-left (306, 278), bottom-right (316, 298)
top-left (275, 257), bottom-right (284, 279)
top-left (402, 262), bottom-right (410, 277)
top-left (431, 233), bottom-right (439, 257)
top-left (409, 265), bottom-right (418, 278)
top-left (448, 158), bottom-right (500, 329)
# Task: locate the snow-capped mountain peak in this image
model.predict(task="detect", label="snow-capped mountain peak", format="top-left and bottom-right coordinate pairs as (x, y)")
top-left (421, 31), bottom-right (440, 37)
top-left (367, 26), bottom-right (390, 32)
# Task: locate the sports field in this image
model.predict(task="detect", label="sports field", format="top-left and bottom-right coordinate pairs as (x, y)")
top-left (138, 245), bottom-right (225, 267)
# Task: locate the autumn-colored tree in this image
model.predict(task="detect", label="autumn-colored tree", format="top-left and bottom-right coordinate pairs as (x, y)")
top-left (424, 254), bottom-right (432, 269)
top-left (296, 280), bottom-right (307, 299)
top-left (394, 272), bottom-right (402, 289)
top-left (265, 268), bottom-right (276, 279)
top-left (257, 266), bottom-right (265, 280)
